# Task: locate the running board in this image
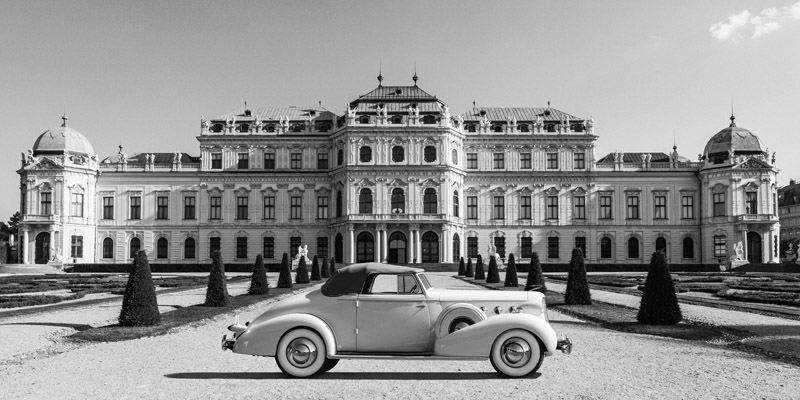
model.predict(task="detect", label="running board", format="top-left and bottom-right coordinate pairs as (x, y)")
top-left (329, 354), bottom-right (486, 361)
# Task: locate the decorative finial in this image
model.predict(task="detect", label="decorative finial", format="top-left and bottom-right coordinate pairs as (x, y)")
top-left (244, 101), bottom-right (248, 110)
top-left (547, 100), bottom-right (551, 108)
top-left (61, 113), bottom-right (68, 127)
top-left (473, 100), bottom-right (476, 108)
top-left (413, 62), bottom-right (418, 86)
top-left (730, 114), bottom-right (736, 127)
top-left (319, 100), bottom-right (322, 107)
top-left (378, 59), bottom-right (383, 86)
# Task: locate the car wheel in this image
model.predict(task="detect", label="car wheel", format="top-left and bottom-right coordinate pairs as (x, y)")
top-left (448, 318), bottom-right (473, 334)
top-left (275, 329), bottom-right (327, 378)
top-left (489, 329), bottom-right (543, 378)
top-left (321, 358), bottom-right (339, 373)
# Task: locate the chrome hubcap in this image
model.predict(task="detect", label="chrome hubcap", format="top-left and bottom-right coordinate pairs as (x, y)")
top-left (286, 338), bottom-right (317, 368)
top-left (453, 321), bottom-right (470, 332)
top-left (501, 338), bottom-right (531, 366)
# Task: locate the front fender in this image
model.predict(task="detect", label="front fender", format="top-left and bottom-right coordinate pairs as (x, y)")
top-left (231, 313), bottom-right (336, 358)
top-left (433, 313), bottom-right (557, 358)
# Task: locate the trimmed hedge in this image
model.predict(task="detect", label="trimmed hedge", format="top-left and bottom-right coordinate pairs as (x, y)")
top-left (204, 251), bottom-right (229, 307)
top-left (119, 251), bottom-right (161, 326)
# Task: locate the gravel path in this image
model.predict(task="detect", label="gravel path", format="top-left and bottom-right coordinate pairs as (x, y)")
top-left (1, 273), bottom-right (798, 399)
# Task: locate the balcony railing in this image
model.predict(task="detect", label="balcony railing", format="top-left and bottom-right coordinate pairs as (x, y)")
top-left (736, 214), bottom-right (778, 223)
top-left (22, 214), bottom-right (55, 222)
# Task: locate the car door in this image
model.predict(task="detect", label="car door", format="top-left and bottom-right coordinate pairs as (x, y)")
top-left (356, 274), bottom-right (432, 353)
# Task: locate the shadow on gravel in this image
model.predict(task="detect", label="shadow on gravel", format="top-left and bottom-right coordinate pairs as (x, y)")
top-left (165, 371), bottom-right (521, 380)
top-left (0, 322), bottom-right (93, 331)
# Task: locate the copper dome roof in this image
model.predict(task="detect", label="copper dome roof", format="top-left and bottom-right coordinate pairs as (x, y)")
top-left (32, 119), bottom-right (95, 156)
top-left (703, 116), bottom-right (763, 156)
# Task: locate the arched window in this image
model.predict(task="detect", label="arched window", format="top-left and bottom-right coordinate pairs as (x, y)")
top-left (392, 115), bottom-right (403, 124)
top-left (359, 188), bottom-right (373, 214)
top-left (422, 115), bottom-right (436, 124)
top-left (337, 149), bottom-right (344, 166)
top-left (493, 125), bottom-right (503, 133)
top-left (423, 188), bottom-right (437, 214)
top-left (453, 233), bottom-right (461, 261)
top-left (391, 188), bottom-right (405, 213)
top-left (359, 146), bottom-right (372, 162)
top-left (656, 237), bottom-right (667, 253)
top-left (424, 146), bottom-right (436, 162)
top-left (467, 124), bottom-right (476, 132)
top-left (129, 237), bottom-right (141, 259)
top-left (336, 191), bottom-right (343, 217)
top-left (211, 124), bottom-right (224, 133)
top-left (356, 232), bottom-right (374, 262)
top-left (185, 237), bottom-right (196, 259)
top-left (453, 191), bottom-right (460, 217)
top-left (682, 237), bottom-right (694, 258)
top-left (600, 237), bottom-right (612, 259)
top-left (452, 149), bottom-right (458, 165)
top-left (237, 124), bottom-right (249, 133)
top-left (392, 146), bottom-right (405, 162)
top-left (359, 115), bottom-right (370, 124)
top-left (265, 124), bottom-right (275, 132)
top-left (421, 232), bottom-right (439, 263)
top-left (102, 238), bottom-right (114, 259)
top-left (627, 237), bottom-right (640, 259)
top-left (157, 237), bottom-right (168, 259)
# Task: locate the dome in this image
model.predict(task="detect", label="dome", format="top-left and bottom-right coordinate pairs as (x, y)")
top-left (703, 116), bottom-right (763, 159)
top-left (32, 119), bottom-right (95, 156)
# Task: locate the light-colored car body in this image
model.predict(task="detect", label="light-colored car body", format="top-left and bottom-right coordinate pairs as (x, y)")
top-left (222, 263), bottom-right (571, 377)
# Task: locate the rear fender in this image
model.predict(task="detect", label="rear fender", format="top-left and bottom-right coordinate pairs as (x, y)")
top-left (232, 313), bottom-right (336, 357)
top-left (433, 313), bottom-right (557, 358)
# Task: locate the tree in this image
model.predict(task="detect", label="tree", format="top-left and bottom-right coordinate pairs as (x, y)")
top-left (277, 253), bottom-right (293, 288)
top-left (457, 257), bottom-right (466, 276)
top-left (0, 212), bottom-right (20, 241)
top-left (295, 256), bottom-right (310, 284)
top-left (474, 254), bottom-right (485, 280)
top-left (321, 257), bottom-right (331, 278)
top-left (118, 250), bottom-right (160, 326)
top-left (486, 255), bottom-right (500, 283)
top-left (329, 257), bottom-right (337, 276)
top-left (310, 255), bottom-right (321, 281)
top-left (465, 257), bottom-right (474, 277)
top-left (637, 251), bottom-right (682, 325)
top-left (205, 250), bottom-right (229, 307)
top-left (248, 254), bottom-right (269, 295)
top-left (504, 254), bottom-right (518, 287)
top-left (524, 252), bottom-right (547, 293)
top-left (565, 248), bottom-right (591, 305)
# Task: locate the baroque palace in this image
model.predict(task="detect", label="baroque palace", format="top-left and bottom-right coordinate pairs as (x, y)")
top-left (17, 76), bottom-right (781, 267)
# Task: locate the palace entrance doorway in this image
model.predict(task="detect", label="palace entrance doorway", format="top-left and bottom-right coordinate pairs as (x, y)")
top-left (34, 232), bottom-right (50, 265)
top-left (747, 232), bottom-right (762, 264)
top-left (387, 232), bottom-right (407, 264)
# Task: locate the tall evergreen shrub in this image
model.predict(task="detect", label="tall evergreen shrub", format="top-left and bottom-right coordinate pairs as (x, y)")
top-left (474, 254), bottom-right (485, 280)
top-left (277, 253), bottom-right (293, 288)
top-left (248, 254), bottom-right (269, 295)
top-left (321, 257), bottom-right (331, 278)
top-left (637, 251), bottom-right (682, 325)
top-left (465, 257), bottom-right (474, 277)
top-left (457, 257), bottom-right (466, 276)
top-left (329, 257), bottom-right (337, 276)
top-left (565, 248), bottom-right (591, 305)
top-left (296, 256), bottom-right (310, 284)
top-left (524, 252), bottom-right (547, 293)
top-left (204, 250), bottom-right (229, 307)
top-left (486, 255), bottom-right (500, 283)
top-left (118, 250), bottom-right (160, 326)
top-left (504, 254), bottom-right (518, 287)
top-left (311, 255), bottom-right (321, 281)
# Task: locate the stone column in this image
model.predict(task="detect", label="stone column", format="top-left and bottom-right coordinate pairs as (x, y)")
top-left (48, 227), bottom-right (55, 263)
top-left (348, 227), bottom-right (355, 264)
top-left (381, 227), bottom-right (388, 263)
top-left (408, 229), bottom-right (415, 264)
top-left (22, 229), bottom-right (29, 264)
top-left (374, 229), bottom-right (382, 263)
top-left (441, 227), bottom-right (449, 263)
top-left (741, 229), bottom-right (748, 262)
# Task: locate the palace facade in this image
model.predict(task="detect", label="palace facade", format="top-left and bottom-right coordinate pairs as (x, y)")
top-left (17, 78), bottom-right (781, 267)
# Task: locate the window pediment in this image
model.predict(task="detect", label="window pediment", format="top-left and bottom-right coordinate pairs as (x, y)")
top-left (465, 186), bottom-right (480, 195)
top-left (419, 178), bottom-right (439, 187)
top-left (355, 178), bottom-right (375, 187)
top-left (712, 183), bottom-right (728, 193)
top-left (387, 178), bottom-right (407, 187)
top-left (743, 181), bottom-right (759, 191)
top-left (490, 187), bottom-right (506, 195)
top-left (571, 187), bottom-right (586, 195)
top-left (545, 187), bottom-right (559, 195)
top-left (518, 186), bottom-right (533, 195)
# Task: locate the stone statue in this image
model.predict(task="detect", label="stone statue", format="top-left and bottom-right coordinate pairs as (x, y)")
top-left (118, 145), bottom-right (127, 163)
top-left (381, 105), bottom-right (388, 119)
top-left (442, 105), bottom-right (450, 121)
top-left (455, 114), bottom-right (464, 128)
top-left (347, 106), bottom-right (356, 119)
top-left (201, 115), bottom-right (209, 129)
top-left (734, 242), bottom-right (744, 261)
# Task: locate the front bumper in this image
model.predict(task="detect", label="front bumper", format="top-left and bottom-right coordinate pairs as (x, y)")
top-left (221, 334), bottom-right (235, 351)
top-left (556, 334), bottom-right (573, 355)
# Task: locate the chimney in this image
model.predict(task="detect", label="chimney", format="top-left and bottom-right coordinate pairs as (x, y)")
top-left (790, 179), bottom-right (797, 186)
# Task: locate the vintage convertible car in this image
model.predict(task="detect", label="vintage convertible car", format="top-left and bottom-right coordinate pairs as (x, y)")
top-left (222, 263), bottom-right (572, 378)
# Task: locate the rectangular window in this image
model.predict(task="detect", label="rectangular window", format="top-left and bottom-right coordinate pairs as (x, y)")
top-left (184, 196), bottom-right (196, 220)
top-left (494, 237), bottom-right (506, 258)
top-left (290, 196), bottom-right (302, 219)
top-left (493, 153), bottom-right (505, 169)
top-left (573, 196), bottom-right (586, 219)
top-left (102, 196), bottom-right (113, 219)
top-left (626, 196), bottom-right (640, 219)
top-left (290, 236), bottom-right (302, 258)
top-left (493, 196), bottom-right (505, 219)
top-left (317, 152), bottom-right (329, 170)
top-left (211, 153), bottom-right (222, 169)
top-left (264, 153), bottom-right (275, 169)
top-left (681, 196), bottom-right (694, 219)
top-left (546, 196), bottom-right (558, 220)
top-left (746, 192), bottom-right (757, 214)
top-left (521, 237), bottom-right (532, 258)
top-left (599, 195), bottom-right (612, 219)
top-left (209, 196), bottom-right (222, 219)
top-left (520, 196), bottom-right (531, 219)
top-left (236, 196), bottom-right (248, 220)
top-left (467, 153), bottom-right (478, 169)
top-left (547, 153), bottom-right (558, 169)
top-left (520, 153), bottom-right (532, 169)
top-left (467, 196), bottom-right (478, 219)
top-left (71, 193), bottom-right (84, 217)
top-left (156, 196), bottom-right (169, 220)
top-left (547, 237), bottom-right (559, 259)
top-left (317, 196), bottom-right (329, 219)
top-left (574, 152), bottom-right (585, 169)
top-left (575, 237), bottom-right (587, 258)
top-left (41, 193), bottom-right (52, 215)
top-left (714, 235), bottom-right (726, 258)
top-left (209, 237), bottom-right (221, 256)
top-left (654, 195), bottom-right (667, 219)
top-left (263, 237), bottom-right (275, 259)
top-left (467, 237), bottom-right (478, 258)
top-left (263, 196), bottom-right (275, 219)
top-left (236, 237), bottom-right (247, 259)
top-left (317, 237), bottom-right (329, 259)
top-left (237, 153), bottom-right (249, 169)
top-left (130, 196), bottom-right (141, 220)
top-left (70, 235), bottom-right (83, 258)
top-left (291, 153), bottom-right (302, 169)
top-left (713, 193), bottom-right (726, 217)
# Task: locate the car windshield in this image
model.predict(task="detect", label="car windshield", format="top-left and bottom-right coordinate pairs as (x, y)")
top-left (417, 273), bottom-right (432, 289)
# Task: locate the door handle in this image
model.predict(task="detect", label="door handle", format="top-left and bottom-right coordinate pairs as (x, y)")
top-left (415, 304), bottom-right (426, 308)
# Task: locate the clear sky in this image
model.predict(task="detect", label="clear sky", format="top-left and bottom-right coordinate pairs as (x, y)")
top-left (2, 0), bottom-right (799, 220)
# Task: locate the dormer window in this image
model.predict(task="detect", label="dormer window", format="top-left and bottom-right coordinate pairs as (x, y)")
top-left (237, 124), bottom-right (250, 133)
top-left (392, 115), bottom-right (403, 124)
top-left (359, 115), bottom-right (370, 124)
top-left (211, 124), bottom-right (224, 133)
top-left (466, 124), bottom-right (476, 132)
top-left (265, 124), bottom-right (275, 132)
top-left (422, 115), bottom-right (436, 124)
top-left (244, 110), bottom-right (252, 116)
top-left (518, 124), bottom-right (530, 132)
top-left (492, 125), bottom-right (503, 133)
top-left (291, 124), bottom-right (304, 132)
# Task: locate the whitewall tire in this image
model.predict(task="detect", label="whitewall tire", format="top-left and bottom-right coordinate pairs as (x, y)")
top-left (489, 329), bottom-right (543, 378)
top-left (275, 329), bottom-right (327, 378)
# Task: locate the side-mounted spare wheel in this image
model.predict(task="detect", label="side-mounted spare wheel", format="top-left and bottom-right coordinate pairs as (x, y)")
top-left (435, 303), bottom-right (487, 339)
top-left (489, 329), bottom-right (544, 378)
top-left (275, 328), bottom-right (328, 378)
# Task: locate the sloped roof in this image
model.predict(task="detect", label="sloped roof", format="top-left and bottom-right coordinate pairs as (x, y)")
top-left (597, 152), bottom-right (672, 163)
top-left (459, 107), bottom-right (581, 122)
top-left (354, 85), bottom-right (438, 102)
top-left (779, 183), bottom-right (800, 206)
top-left (213, 107), bottom-right (335, 122)
top-left (351, 102), bottom-right (443, 113)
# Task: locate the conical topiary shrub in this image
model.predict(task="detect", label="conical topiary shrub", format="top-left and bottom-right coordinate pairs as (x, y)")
top-left (205, 250), bottom-right (229, 307)
top-left (465, 257), bottom-right (474, 277)
top-left (311, 255), bottom-right (321, 281)
top-left (486, 255), bottom-right (500, 283)
top-left (637, 251), bottom-right (682, 325)
top-left (321, 257), bottom-right (331, 278)
top-left (119, 250), bottom-right (160, 326)
top-left (474, 254), bottom-right (485, 280)
top-left (457, 257), bottom-right (466, 276)
top-left (504, 254), bottom-right (518, 287)
top-left (524, 252), bottom-right (547, 293)
top-left (277, 253), bottom-right (293, 288)
top-left (248, 254), bottom-right (269, 295)
top-left (296, 256), bottom-right (310, 284)
top-left (565, 248), bottom-right (591, 305)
